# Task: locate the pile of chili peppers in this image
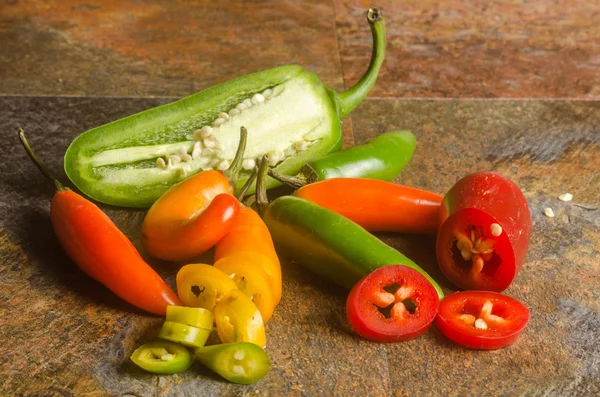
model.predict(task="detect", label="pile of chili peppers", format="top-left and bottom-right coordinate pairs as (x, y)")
top-left (18, 6), bottom-right (534, 385)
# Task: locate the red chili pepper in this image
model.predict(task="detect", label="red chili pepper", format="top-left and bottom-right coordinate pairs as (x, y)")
top-left (141, 128), bottom-right (249, 262)
top-left (346, 265), bottom-right (440, 343)
top-left (435, 291), bottom-right (530, 350)
top-left (436, 171), bottom-right (531, 291)
top-left (294, 178), bottom-right (443, 234)
top-left (19, 130), bottom-right (180, 315)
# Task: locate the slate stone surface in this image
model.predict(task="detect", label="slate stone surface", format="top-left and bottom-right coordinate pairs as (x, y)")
top-left (2, 0), bottom-right (598, 98)
top-left (335, 0), bottom-right (600, 98)
top-left (1, 96), bottom-right (598, 396)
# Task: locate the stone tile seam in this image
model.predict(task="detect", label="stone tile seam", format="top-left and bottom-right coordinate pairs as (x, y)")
top-left (2, 94), bottom-right (600, 102)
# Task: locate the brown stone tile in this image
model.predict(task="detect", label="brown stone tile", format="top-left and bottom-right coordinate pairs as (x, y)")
top-left (1, 96), bottom-right (599, 395)
top-left (351, 99), bottom-right (600, 395)
top-left (0, 0), bottom-right (346, 96)
top-left (335, 0), bottom-right (600, 98)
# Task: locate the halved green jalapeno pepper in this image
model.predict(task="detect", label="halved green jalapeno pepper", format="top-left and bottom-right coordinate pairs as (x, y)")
top-left (261, 195), bottom-right (444, 299)
top-left (269, 130), bottom-right (416, 189)
top-left (130, 341), bottom-right (193, 375)
top-left (195, 342), bottom-right (270, 384)
top-left (64, 8), bottom-right (386, 208)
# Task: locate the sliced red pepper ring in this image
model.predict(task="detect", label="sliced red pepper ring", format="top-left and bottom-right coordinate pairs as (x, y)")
top-left (346, 265), bottom-right (440, 343)
top-left (435, 291), bottom-right (530, 350)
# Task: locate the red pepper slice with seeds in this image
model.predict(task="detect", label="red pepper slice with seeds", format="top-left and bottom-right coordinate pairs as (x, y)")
top-left (435, 291), bottom-right (530, 350)
top-left (346, 265), bottom-right (439, 343)
top-left (436, 171), bottom-right (532, 291)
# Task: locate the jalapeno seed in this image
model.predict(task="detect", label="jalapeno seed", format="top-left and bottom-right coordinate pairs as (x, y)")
top-left (213, 118), bottom-right (226, 127)
top-left (242, 158), bottom-right (256, 170)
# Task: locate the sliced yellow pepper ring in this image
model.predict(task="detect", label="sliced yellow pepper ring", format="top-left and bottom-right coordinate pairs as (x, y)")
top-left (221, 251), bottom-right (282, 305)
top-left (176, 264), bottom-right (238, 311)
top-left (214, 256), bottom-right (275, 322)
top-left (166, 305), bottom-right (214, 329)
top-left (214, 289), bottom-right (266, 348)
top-left (158, 321), bottom-right (211, 348)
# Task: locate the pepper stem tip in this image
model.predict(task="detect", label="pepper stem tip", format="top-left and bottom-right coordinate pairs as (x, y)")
top-left (255, 155), bottom-right (270, 216)
top-left (334, 7), bottom-right (386, 118)
top-left (267, 169), bottom-right (307, 190)
top-left (18, 128), bottom-right (64, 192)
top-left (225, 126), bottom-right (248, 182)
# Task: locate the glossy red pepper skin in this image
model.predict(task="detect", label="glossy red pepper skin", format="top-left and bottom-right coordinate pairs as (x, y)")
top-left (52, 190), bottom-right (181, 315)
top-left (294, 178), bottom-right (443, 234)
top-left (436, 171), bottom-right (532, 291)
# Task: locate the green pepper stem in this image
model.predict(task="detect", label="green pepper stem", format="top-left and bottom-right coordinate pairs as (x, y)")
top-left (18, 128), bottom-right (64, 192)
top-left (236, 165), bottom-right (258, 201)
top-left (334, 8), bottom-right (385, 118)
top-left (267, 169), bottom-right (307, 190)
top-left (224, 126), bottom-right (248, 183)
top-left (255, 156), bottom-right (270, 216)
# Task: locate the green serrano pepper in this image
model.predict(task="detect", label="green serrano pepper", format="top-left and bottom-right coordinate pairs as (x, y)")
top-left (262, 198), bottom-right (443, 299)
top-left (269, 130), bottom-right (416, 189)
top-left (64, 8), bottom-right (386, 208)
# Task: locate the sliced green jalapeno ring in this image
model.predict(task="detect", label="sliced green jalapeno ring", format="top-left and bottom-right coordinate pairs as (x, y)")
top-left (195, 342), bottom-right (270, 384)
top-left (130, 341), bottom-right (193, 375)
top-left (158, 321), bottom-right (212, 348)
top-left (166, 306), bottom-right (214, 329)
top-left (64, 8), bottom-right (386, 207)
top-left (269, 130), bottom-right (416, 189)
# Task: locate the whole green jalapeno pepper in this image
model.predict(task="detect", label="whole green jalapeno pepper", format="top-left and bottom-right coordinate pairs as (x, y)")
top-left (254, 157), bottom-right (444, 299)
top-left (64, 8), bottom-right (386, 208)
top-left (268, 130), bottom-right (416, 189)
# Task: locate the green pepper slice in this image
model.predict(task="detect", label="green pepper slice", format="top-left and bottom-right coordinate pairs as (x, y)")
top-left (130, 341), bottom-right (193, 375)
top-left (262, 196), bottom-right (444, 299)
top-left (269, 130), bottom-right (416, 188)
top-left (166, 306), bottom-right (214, 329)
top-left (195, 342), bottom-right (270, 384)
top-left (158, 321), bottom-right (212, 348)
top-left (63, 8), bottom-right (385, 208)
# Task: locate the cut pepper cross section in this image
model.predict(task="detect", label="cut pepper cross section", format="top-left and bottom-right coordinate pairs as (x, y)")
top-left (452, 223), bottom-right (503, 282)
top-left (77, 72), bottom-right (337, 205)
top-left (371, 283), bottom-right (418, 321)
top-left (457, 300), bottom-right (506, 330)
top-left (92, 81), bottom-right (323, 173)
